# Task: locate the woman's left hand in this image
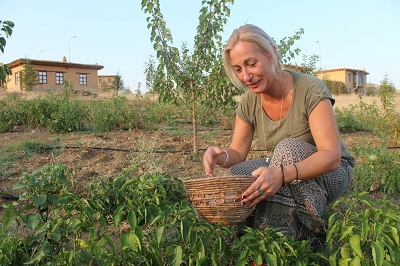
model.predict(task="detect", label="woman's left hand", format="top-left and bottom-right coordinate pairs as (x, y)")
top-left (241, 166), bottom-right (282, 208)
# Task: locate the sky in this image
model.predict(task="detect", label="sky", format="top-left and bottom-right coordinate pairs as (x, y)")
top-left (1, 0), bottom-right (400, 91)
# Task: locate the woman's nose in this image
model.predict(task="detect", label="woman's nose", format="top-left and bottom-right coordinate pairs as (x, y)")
top-left (242, 68), bottom-right (252, 82)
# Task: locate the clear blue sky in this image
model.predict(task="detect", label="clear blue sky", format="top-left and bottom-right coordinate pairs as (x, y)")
top-left (2, 0), bottom-right (400, 91)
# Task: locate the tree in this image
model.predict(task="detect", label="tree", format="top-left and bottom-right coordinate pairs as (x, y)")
top-left (100, 81), bottom-right (111, 92)
top-left (142, 0), bottom-right (304, 153)
top-left (144, 56), bottom-right (156, 94)
top-left (142, 0), bottom-right (239, 154)
top-left (135, 82), bottom-right (142, 95)
top-left (277, 28), bottom-right (304, 65)
top-left (0, 20), bottom-right (15, 83)
top-left (112, 71), bottom-right (125, 94)
top-left (20, 58), bottom-right (38, 90)
top-left (377, 74), bottom-right (399, 140)
top-left (300, 54), bottom-right (320, 75)
top-left (323, 79), bottom-right (348, 95)
top-left (364, 85), bottom-right (378, 96)
top-left (379, 74), bottom-right (396, 95)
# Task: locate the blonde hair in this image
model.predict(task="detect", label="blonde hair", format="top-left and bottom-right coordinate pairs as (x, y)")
top-left (223, 24), bottom-right (280, 90)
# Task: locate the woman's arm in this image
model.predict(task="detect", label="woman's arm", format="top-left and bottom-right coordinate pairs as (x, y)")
top-left (283, 98), bottom-right (341, 183)
top-left (203, 115), bottom-right (254, 176)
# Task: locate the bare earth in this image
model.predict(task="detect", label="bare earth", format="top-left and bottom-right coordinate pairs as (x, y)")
top-left (0, 124), bottom-right (381, 200)
top-left (0, 126), bottom-right (234, 196)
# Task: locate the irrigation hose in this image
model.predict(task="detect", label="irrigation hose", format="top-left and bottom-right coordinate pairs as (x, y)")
top-left (0, 192), bottom-right (19, 201)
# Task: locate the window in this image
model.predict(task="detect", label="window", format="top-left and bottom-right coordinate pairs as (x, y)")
top-left (80, 74), bottom-right (87, 85)
top-left (99, 78), bottom-right (102, 83)
top-left (359, 74), bottom-right (363, 84)
top-left (353, 75), bottom-right (357, 83)
top-left (348, 73), bottom-right (352, 82)
top-left (15, 72), bottom-right (19, 85)
top-left (38, 71), bottom-right (47, 84)
top-left (108, 78), bottom-right (111, 83)
top-left (56, 72), bottom-right (64, 85)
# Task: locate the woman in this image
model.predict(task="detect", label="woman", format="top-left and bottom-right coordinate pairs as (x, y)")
top-left (203, 24), bottom-right (355, 240)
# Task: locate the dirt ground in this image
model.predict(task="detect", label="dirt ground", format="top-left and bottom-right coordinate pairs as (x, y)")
top-left (0, 123), bottom-right (384, 200)
top-left (0, 126), bottom-right (236, 196)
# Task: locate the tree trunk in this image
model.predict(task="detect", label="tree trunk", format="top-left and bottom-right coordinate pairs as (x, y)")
top-left (191, 83), bottom-right (198, 154)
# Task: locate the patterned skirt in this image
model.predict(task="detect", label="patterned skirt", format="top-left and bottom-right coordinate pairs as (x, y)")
top-left (226, 138), bottom-right (353, 240)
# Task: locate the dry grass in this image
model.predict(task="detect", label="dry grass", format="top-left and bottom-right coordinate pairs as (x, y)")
top-left (1, 90), bottom-right (400, 112)
top-left (333, 93), bottom-right (400, 113)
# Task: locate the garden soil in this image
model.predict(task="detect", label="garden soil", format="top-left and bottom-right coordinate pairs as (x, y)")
top-left (0, 125), bottom-right (382, 202)
top-left (0, 126), bottom-right (233, 198)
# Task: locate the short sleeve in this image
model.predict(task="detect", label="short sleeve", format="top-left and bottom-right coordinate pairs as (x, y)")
top-left (305, 78), bottom-right (335, 116)
top-left (235, 90), bottom-right (257, 126)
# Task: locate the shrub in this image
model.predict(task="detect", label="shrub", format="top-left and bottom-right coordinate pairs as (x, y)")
top-left (324, 79), bottom-right (348, 95)
top-left (327, 193), bottom-right (400, 265)
top-left (352, 143), bottom-right (400, 194)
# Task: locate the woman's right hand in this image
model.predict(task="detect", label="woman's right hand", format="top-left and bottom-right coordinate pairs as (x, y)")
top-left (203, 147), bottom-right (228, 177)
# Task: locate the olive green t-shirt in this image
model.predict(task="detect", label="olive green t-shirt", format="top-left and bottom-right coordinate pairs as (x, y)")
top-left (236, 70), bottom-right (355, 166)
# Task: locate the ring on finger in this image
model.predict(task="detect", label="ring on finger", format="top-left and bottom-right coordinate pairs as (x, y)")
top-left (257, 187), bottom-right (263, 196)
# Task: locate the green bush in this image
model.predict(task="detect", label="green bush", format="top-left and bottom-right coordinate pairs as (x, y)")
top-left (327, 193), bottom-right (400, 265)
top-left (335, 107), bottom-right (366, 133)
top-left (45, 93), bottom-right (87, 133)
top-left (352, 143), bottom-right (400, 194)
top-left (335, 93), bottom-right (400, 141)
top-left (324, 79), bottom-right (348, 95)
top-left (2, 161), bottom-right (400, 265)
top-left (0, 163), bottom-right (321, 265)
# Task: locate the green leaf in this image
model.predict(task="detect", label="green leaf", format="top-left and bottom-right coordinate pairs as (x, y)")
top-left (119, 179), bottom-right (137, 191)
top-left (349, 234), bottom-right (363, 259)
top-left (265, 253), bottom-right (277, 266)
top-left (3, 21), bottom-right (15, 28)
top-left (180, 218), bottom-right (189, 242)
top-left (240, 233), bottom-right (257, 241)
top-left (340, 226), bottom-right (355, 241)
top-left (372, 241), bottom-right (384, 266)
top-left (113, 204), bottom-right (126, 229)
top-left (127, 211), bottom-right (137, 228)
top-left (120, 231), bottom-right (141, 252)
top-left (0, 66), bottom-right (6, 82)
top-left (254, 254), bottom-right (263, 265)
top-left (2, 26), bottom-right (13, 37)
top-left (237, 249), bottom-right (248, 262)
top-left (390, 226), bottom-right (399, 246)
top-left (0, 36), bottom-right (5, 48)
top-left (12, 181), bottom-right (27, 190)
top-left (26, 213), bottom-right (42, 230)
top-left (340, 243), bottom-right (351, 259)
top-left (47, 194), bottom-right (61, 203)
top-left (24, 250), bottom-right (46, 264)
top-left (32, 194), bottom-right (47, 206)
top-left (339, 258), bottom-right (352, 266)
top-left (172, 245), bottom-right (183, 266)
top-left (349, 257), bottom-right (362, 266)
top-left (156, 225), bottom-right (165, 244)
top-left (150, 214), bottom-right (162, 226)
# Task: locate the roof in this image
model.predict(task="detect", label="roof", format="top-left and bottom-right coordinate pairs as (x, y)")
top-left (7, 58), bottom-right (104, 70)
top-left (316, 68), bottom-right (369, 75)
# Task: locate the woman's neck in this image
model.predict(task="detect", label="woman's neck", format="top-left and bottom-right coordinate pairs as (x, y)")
top-left (261, 70), bottom-right (292, 102)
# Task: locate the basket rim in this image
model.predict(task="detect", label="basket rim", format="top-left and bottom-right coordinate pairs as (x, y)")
top-left (183, 175), bottom-right (255, 182)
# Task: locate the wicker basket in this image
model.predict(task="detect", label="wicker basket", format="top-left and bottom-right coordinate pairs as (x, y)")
top-left (183, 175), bottom-right (256, 225)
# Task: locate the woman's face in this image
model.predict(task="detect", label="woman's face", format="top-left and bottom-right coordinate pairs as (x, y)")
top-left (229, 41), bottom-right (277, 94)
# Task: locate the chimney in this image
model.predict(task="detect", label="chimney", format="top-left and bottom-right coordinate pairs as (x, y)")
top-left (62, 56), bottom-right (67, 63)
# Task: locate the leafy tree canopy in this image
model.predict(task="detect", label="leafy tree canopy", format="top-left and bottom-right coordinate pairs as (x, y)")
top-left (0, 20), bottom-right (15, 83)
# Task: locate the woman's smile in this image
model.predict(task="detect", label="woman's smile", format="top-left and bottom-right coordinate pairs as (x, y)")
top-left (247, 79), bottom-right (261, 89)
